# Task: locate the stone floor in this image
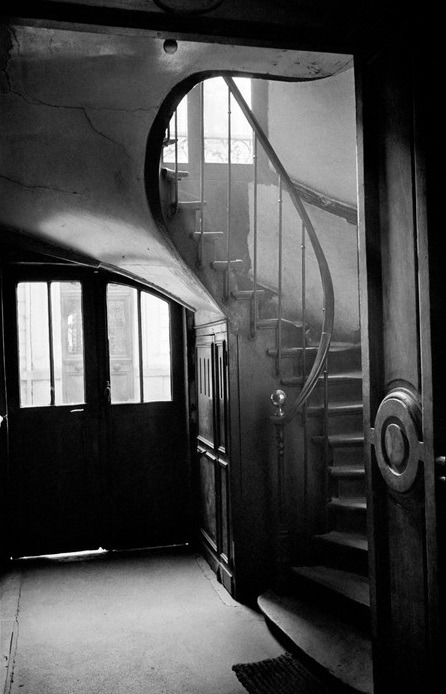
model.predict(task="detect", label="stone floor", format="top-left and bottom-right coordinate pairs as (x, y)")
top-left (1, 547), bottom-right (284, 694)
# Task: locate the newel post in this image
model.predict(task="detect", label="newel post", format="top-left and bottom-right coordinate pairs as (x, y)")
top-left (271, 389), bottom-right (290, 593)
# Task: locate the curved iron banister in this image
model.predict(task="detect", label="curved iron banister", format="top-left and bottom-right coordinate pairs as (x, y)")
top-left (224, 76), bottom-right (334, 423)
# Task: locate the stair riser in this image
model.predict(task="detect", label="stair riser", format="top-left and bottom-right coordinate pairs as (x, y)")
top-left (261, 328), bottom-right (304, 348)
top-left (327, 350), bottom-right (362, 373)
top-left (305, 348), bottom-right (362, 374)
top-left (289, 572), bottom-right (370, 626)
top-left (312, 541), bottom-right (369, 577)
top-left (329, 508), bottom-right (367, 534)
top-left (331, 446), bottom-right (364, 466)
top-left (310, 381), bottom-right (363, 404)
top-left (326, 414), bottom-right (363, 435)
top-left (332, 478), bottom-right (366, 499)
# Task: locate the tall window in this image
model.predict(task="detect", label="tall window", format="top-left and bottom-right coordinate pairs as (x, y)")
top-left (106, 284), bottom-right (172, 404)
top-left (203, 77), bottom-right (253, 164)
top-left (17, 281), bottom-right (85, 407)
top-left (162, 76), bottom-right (253, 167)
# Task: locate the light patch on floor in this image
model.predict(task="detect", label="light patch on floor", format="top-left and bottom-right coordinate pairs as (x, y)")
top-left (1, 550), bottom-right (284, 694)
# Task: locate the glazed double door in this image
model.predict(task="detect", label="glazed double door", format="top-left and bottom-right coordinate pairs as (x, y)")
top-left (3, 268), bottom-right (190, 558)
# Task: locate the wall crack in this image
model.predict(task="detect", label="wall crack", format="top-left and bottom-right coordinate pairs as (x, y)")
top-left (0, 174), bottom-right (85, 196)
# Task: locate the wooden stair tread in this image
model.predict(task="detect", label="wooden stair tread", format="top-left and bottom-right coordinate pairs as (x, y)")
top-left (231, 289), bottom-right (267, 299)
top-left (326, 370), bottom-right (362, 382)
top-left (282, 370), bottom-right (362, 387)
top-left (308, 341), bottom-right (360, 353)
top-left (308, 402), bottom-right (363, 417)
top-left (177, 200), bottom-right (205, 211)
top-left (329, 498), bottom-right (367, 510)
top-left (314, 530), bottom-right (368, 552)
top-left (211, 259), bottom-right (244, 270)
top-left (258, 589), bottom-right (372, 694)
top-left (257, 317), bottom-right (303, 330)
top-left (267, 342), bottom-right (360, 358)
top-left (292, 565), bottom-right (370, 607)
top-left (192, 231), bottom-right (224, 240)
top-left (329, 464), bottom-right (365, 477)
top-left (313, 433), bottom-right (364, 447)
top-left (161, 166), bottom-right (189, 180)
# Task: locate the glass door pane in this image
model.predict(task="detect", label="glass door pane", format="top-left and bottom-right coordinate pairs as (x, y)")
top-left (106, 284), bottom-right (140, 403)
top-left (17, 282), bottom-right (51, 407)
top-left (17, 280), bottom-right (85, 407)
top-left (141, 292), bottom-right (172, 402)
top-left (51, 281), bottom-right (85, 405)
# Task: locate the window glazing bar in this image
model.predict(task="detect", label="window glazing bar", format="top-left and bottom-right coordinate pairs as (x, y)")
top-left (137, 290), bottom-right (144, 403)
top-left (47, 282), bottom-right (55, 406)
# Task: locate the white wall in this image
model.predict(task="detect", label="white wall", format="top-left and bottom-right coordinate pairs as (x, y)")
top-left (268, 69), bottom-right (357, 205)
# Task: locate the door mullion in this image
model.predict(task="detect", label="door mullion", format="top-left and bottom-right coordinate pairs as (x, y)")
top-left (137, 289), bottom-right (143, 403)
top-left (47, 281), bottom-right (56, 406)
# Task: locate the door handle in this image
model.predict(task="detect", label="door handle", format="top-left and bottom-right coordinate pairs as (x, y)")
top-left (104, 381), bottom-right (111, 405)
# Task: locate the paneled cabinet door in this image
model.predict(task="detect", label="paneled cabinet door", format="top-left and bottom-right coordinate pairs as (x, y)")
top-left (195, 325), bottom-right (233, 595)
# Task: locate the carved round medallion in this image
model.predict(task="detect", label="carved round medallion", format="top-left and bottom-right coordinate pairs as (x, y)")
top-left (153, 0), bottom-right (224, 14)
top-left (374, 387), bottom-right (423, 492)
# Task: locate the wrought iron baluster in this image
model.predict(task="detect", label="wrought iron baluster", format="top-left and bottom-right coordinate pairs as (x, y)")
top-left (301, 220), bottom-right (308, 521)
top-left (198, 82), bottom-right (205, 268)
top-left (225, 85), bottom-right (232, 302)
top-left (276, 176), bottom-right (283, 376)
top-left (168, 108), bottom-right (179, 218)
top-left (323, 354), bottom-right (329, 517)
top-left (251, 132), bottom-right (258, 338)
top-left (271, 389), bottom-right (290, 593)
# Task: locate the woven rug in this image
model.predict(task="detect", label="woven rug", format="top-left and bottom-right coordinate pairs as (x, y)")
top-left (232, 652), bottom-right (329, 694)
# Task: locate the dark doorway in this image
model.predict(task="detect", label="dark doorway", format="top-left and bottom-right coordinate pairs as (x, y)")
top-left (2, 265), bottom-right (191, 558)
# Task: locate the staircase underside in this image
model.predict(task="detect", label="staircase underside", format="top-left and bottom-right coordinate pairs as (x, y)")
top-left (258, 589), bottom-right (373, 694)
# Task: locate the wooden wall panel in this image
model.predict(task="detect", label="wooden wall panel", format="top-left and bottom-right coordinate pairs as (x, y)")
top-left (198, 452), bottom-right (217, 547)
top-left (195, 322), bottom-right (233, 594)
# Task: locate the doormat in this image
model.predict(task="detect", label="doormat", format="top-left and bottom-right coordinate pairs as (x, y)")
top-left (232, 652), bottom-right (329, 694)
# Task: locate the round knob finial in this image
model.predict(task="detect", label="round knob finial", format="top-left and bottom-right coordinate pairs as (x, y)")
top-left (271, 389), bottom-right (287, 417)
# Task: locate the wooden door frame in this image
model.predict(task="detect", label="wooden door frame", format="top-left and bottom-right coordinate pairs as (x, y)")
top-left (1, 264), bottom-right (106, 557)
top-left (0, 266), bottom-right (9, 565)
top-left (100, 271), bottom-right (192, 550)
top-left (355, 31), bottom-right (444, 691)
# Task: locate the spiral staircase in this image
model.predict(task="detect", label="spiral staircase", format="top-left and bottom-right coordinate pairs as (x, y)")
top-left (159, 77), bottom-right (372, 692)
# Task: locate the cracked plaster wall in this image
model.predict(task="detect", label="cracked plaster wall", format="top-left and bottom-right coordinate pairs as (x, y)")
top-left (0, 23), bottom-right (351, 317)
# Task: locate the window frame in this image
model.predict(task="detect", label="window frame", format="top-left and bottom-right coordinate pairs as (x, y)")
top-left (16, 279), bottom-right (87, 409)
top-left (163, 75), bottom-right (268, 180)
top-left (105, 281), bottom-right (173, 405)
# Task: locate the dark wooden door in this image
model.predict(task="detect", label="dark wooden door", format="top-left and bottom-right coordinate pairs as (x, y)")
top-left (359, 39), bottom-right (443, 692)
top-left (195, 321), bottom-right (233, 594)
top-left (3, 268), bottom-right (190, 557)
top-left (4, 268), bottom-right (103, 557)
top-left (103, 279), bottom-right (190, 550)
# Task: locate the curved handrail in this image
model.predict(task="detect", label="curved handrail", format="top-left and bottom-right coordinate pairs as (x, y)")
top-left (224, 76), bottom-right (334, 424)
